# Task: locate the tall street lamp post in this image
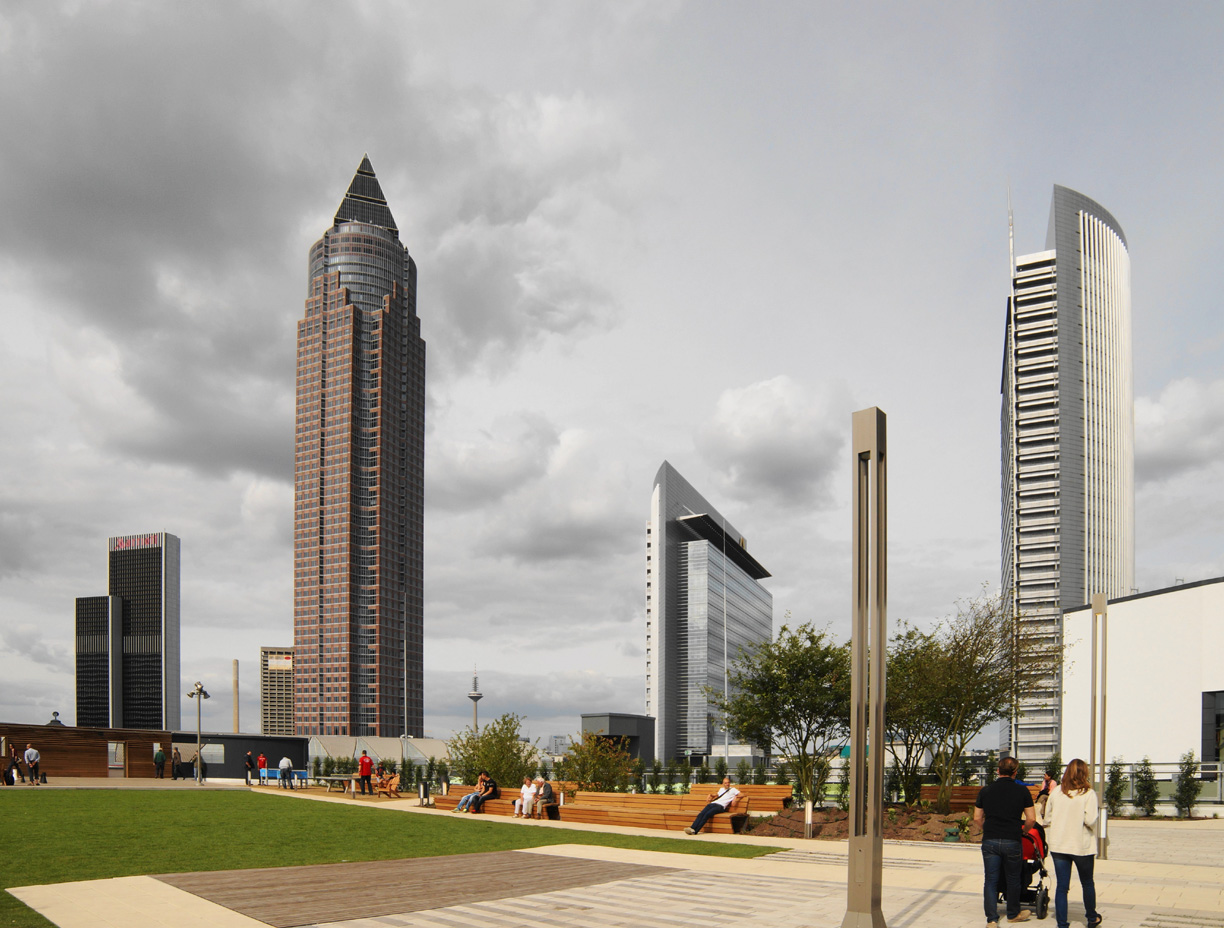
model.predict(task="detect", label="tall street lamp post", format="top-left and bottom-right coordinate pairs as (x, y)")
top-left (187, 681), bottom-right (210, 785)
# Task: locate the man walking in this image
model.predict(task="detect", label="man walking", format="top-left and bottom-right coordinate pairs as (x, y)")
top-left (975, 756), bottom-right (1036, 926)
top-left (154, 747), bottom-right (166, 779)
top-left (684, 776), bottom-right (741, 835)
top-left (358, 750), bottom-right (374, 795)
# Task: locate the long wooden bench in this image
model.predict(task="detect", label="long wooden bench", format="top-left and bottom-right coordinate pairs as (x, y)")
top-left (919, 783), bottom-right (1042, 813)
top-left (565, 789), bottom-right (752, 834)
top-left (433, 782), bottom-right (576, 817)
top-left (690, 783), bottom-right (794, 812)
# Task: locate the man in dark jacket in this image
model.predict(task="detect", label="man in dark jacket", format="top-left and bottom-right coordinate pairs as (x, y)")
top-left (974, 756), bottom-right (1036, 926)
top-left (532, 777), bottom-right (556, 819)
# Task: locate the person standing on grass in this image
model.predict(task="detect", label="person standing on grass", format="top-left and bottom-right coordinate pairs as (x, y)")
top-left (278, 755), bottom-right (294, 789)
top-left (244, 751), bottom-right (256, 786)
top-left (358, 750), bottom-right (374, 795)
top-left (154, 747), bottom-right (166, 779)
top-left (24, 744), bottom-right (40, 786)
top-left (684, 777), bottom-right (740, 835)
top-left (257, 752), bottom-right (268, 785)
top-left (974, 755), bottom-right (1036, 926)
top-left (1042, 758), bottom-right (1102, 928)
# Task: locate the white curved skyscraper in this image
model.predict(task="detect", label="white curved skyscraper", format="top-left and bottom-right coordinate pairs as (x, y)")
top-left (1002, 185), bottom-right (1134, 762)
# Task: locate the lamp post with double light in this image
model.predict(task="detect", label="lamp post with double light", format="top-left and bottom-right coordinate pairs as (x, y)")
top-left (187, 681), bottom-right (210, 784)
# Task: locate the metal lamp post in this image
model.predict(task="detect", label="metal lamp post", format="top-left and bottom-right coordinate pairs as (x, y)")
top-left (187, 681), bottom-right (210, 785)
top-left (843, 407), bottom-right (888, 928)
top-left (1089, 593), bottom-right (1109, 859)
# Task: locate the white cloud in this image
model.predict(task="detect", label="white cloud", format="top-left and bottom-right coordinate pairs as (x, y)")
top-left (696, 376), bottom-right (851, 508)
top-left (1135, 377), bottom-right (1224, 484)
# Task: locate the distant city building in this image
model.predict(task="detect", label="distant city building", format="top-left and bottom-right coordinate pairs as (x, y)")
top-left (547, 734), bottom-right (571, 756)
top-left (292, 156), bottom-right (426, 738)
top-left (260, 646), bottom-right (295, 736)
top-left (75, 532), bottom-right (181, 730)
top-left (1002, 185), bottom-right (1134, 762)
top-left (645, 461), bottom-right (772, 763)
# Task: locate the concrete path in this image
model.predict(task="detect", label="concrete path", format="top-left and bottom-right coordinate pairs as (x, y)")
top-left (11, 786), bottom-right (1224, 928)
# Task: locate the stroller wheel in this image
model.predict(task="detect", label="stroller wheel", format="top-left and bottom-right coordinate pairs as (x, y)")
top-left (1035, 886), bottom-right (1049, 919)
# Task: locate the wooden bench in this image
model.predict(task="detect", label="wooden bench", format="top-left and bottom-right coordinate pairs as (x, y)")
top-left (690, 783), bottom-right (794, 812)
top-left (433, 782), bottom-right (575, 817)
top-left (919, 783), bottom-right (1042, 813)
top-left (566, 789), bottom-right (752, 834)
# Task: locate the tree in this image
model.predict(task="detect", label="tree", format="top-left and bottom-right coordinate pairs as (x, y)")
top-left (647, 759), bottom-right (662, 793)
top-left (1105, 757), bottom-right (1127, 817)
top-left (1174, 751), bottom-right (1202, 819)
top-left (631, 757), bottom-right (646, 792)
top-left (735, 758), bottom-right (751, 783)
top-left (714, 756), bottom-right (729, 780)
top-left (1134, 756), bottom-right (1159, 816)
top-left (835, 757), bottom-right (851, 811)
top-left (707, 623), bottom-right (850, 804)
top-left (562, 730), bottom-right (636, 793)
top-left (445, 713), bottom-right (538, 789)
top-left (921, 589), bottom-right (1062, 812)
top-left (663, 761), bottom-right (678, 794)
top-left (885, 624), bottom-right (946, 804)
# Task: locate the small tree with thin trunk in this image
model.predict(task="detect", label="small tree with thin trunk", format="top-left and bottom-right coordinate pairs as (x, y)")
top-left (1134, 756), bottom-right (1159, 816)
top-left (1105, 757), bottom-right (1126, 817)
top-left (706, 623), bottom-right (850, 806)
top-left (1174, 751), bottom-right (1202, 819)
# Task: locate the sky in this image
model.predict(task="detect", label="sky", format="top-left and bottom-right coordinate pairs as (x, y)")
top-left (1, 1), bottom-right (1222, 744)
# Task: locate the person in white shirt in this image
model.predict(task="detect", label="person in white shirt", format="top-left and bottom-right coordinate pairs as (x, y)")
top-left (23, 744), bottom-right (40, 786)
top-left (514, 776), bottom-right (537, 817)
top-left (1041, 758), bottom-right (1101, 928)
top-left (684, 777), bottom-right (741, 835)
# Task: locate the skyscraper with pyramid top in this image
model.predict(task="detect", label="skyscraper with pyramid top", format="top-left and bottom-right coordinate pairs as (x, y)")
top-left (293, 156), bottom-right (425, 737)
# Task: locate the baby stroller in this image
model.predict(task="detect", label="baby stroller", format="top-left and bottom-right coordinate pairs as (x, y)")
top-left (999, 823), bottom-right (1050, 919)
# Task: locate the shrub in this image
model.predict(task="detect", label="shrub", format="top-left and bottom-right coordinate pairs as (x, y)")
top-left (1174, 751), bottom-right (1203, 819)
top-left (663, 762), bottom-right (678, 794)
top-left (1105, 757), bottom-right (1126, 816)
top-left (753, 764), bottom-right (766, 786)
top-left (647, 759), bottom-right (662, 793)
top-left (773, 759), bottom-right (789, 786)
top-left (696, 761), bottom-right (711, 785)
top-left (715, 756), bottom-right (729, 780)
top-left (835, 759), bottom-right (850, 811)
top-left (1134, 756), bottom-right (1158, 816)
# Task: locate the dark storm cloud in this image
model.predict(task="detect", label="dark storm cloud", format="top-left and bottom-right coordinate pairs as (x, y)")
top-left (0, 3), bottom-right (632, 481)
top-left (695, 376), bottom-right (850, 509)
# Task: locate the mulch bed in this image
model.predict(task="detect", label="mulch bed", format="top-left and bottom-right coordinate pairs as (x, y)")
top-left (747, 806), bottom-right (984, 843)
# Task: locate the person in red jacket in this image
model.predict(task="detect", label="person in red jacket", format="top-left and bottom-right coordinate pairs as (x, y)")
top-left (358, 750), bottom-right (374, 795)
top-left (257, 753), bottom-right (268, 785)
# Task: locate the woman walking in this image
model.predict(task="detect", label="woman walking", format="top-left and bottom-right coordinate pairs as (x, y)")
top-left (1041, 758), bottom-right (1102, 928)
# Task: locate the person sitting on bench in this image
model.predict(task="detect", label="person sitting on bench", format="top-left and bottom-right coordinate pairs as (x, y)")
top-left (684, 777), bottom-right (740, 835)
top-left (454, 772), bottom-right (488, 812)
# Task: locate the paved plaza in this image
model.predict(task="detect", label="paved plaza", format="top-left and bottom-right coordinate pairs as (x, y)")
top-left (10, 786), bottom-right (1224, 928)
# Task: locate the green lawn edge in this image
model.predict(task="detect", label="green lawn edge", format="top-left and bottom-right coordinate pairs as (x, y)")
top-left (1, 790), bottom-right (782, 928)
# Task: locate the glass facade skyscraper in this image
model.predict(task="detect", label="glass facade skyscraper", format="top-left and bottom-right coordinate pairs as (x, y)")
top-left (293, 156), bottom-right (426, 737)
top-left (1002, 184), bottom-right (1134, 762)
top-left (645, 461), bottom-right (772, 763)
top-left (75, 532), bottom-right (181, 730)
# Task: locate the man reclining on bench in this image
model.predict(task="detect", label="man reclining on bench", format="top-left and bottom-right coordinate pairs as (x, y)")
top-left (684, 777), bottom-right (741, 835)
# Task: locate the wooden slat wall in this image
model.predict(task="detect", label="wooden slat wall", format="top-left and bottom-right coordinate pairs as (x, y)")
top-left (0, 723), bottom-right (170, 779)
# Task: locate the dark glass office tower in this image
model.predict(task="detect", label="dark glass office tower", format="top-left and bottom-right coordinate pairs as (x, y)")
top-left (74, 532), bottom-right (181, 730)
top-left (293, 156), bottom-right (425, 738)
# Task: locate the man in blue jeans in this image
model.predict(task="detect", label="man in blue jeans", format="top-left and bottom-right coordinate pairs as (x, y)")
top-left (974, 756), bottom-right (1036, 926)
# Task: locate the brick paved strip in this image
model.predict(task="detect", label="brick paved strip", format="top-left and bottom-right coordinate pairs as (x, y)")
top-left (156, 850), bottom-right (676, 928)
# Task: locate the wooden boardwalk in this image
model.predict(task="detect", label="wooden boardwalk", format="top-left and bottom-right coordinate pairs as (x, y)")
top-left (156, 850), bottom-right (676, 927)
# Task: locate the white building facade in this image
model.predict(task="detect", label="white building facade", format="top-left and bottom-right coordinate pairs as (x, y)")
top-left (645, 461), bottom-right (772, 764)
top-left (1002, 185), bottom-right (1135, 762)
top-left (1061, 579), bottom-right (1224, 765)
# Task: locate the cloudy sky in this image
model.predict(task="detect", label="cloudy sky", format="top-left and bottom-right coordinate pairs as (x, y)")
top-left (2, 2), bottom-right (1222, 743)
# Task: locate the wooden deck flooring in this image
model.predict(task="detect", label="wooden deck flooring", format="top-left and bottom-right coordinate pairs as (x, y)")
top-left (156, 850), bottom-right (676, 927)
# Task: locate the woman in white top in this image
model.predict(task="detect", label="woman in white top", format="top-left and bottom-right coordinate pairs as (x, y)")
top-left (1041, 758), bottom-right (1102, 928)
top-left (514, 776), bottom-right (537, 817)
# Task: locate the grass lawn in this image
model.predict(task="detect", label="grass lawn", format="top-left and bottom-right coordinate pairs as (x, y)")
top-left (1, 790), bottom-right (781, 928)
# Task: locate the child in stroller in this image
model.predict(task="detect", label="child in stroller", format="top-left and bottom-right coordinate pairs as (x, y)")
top-left (999, 790), bottom-right (1052, 919)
